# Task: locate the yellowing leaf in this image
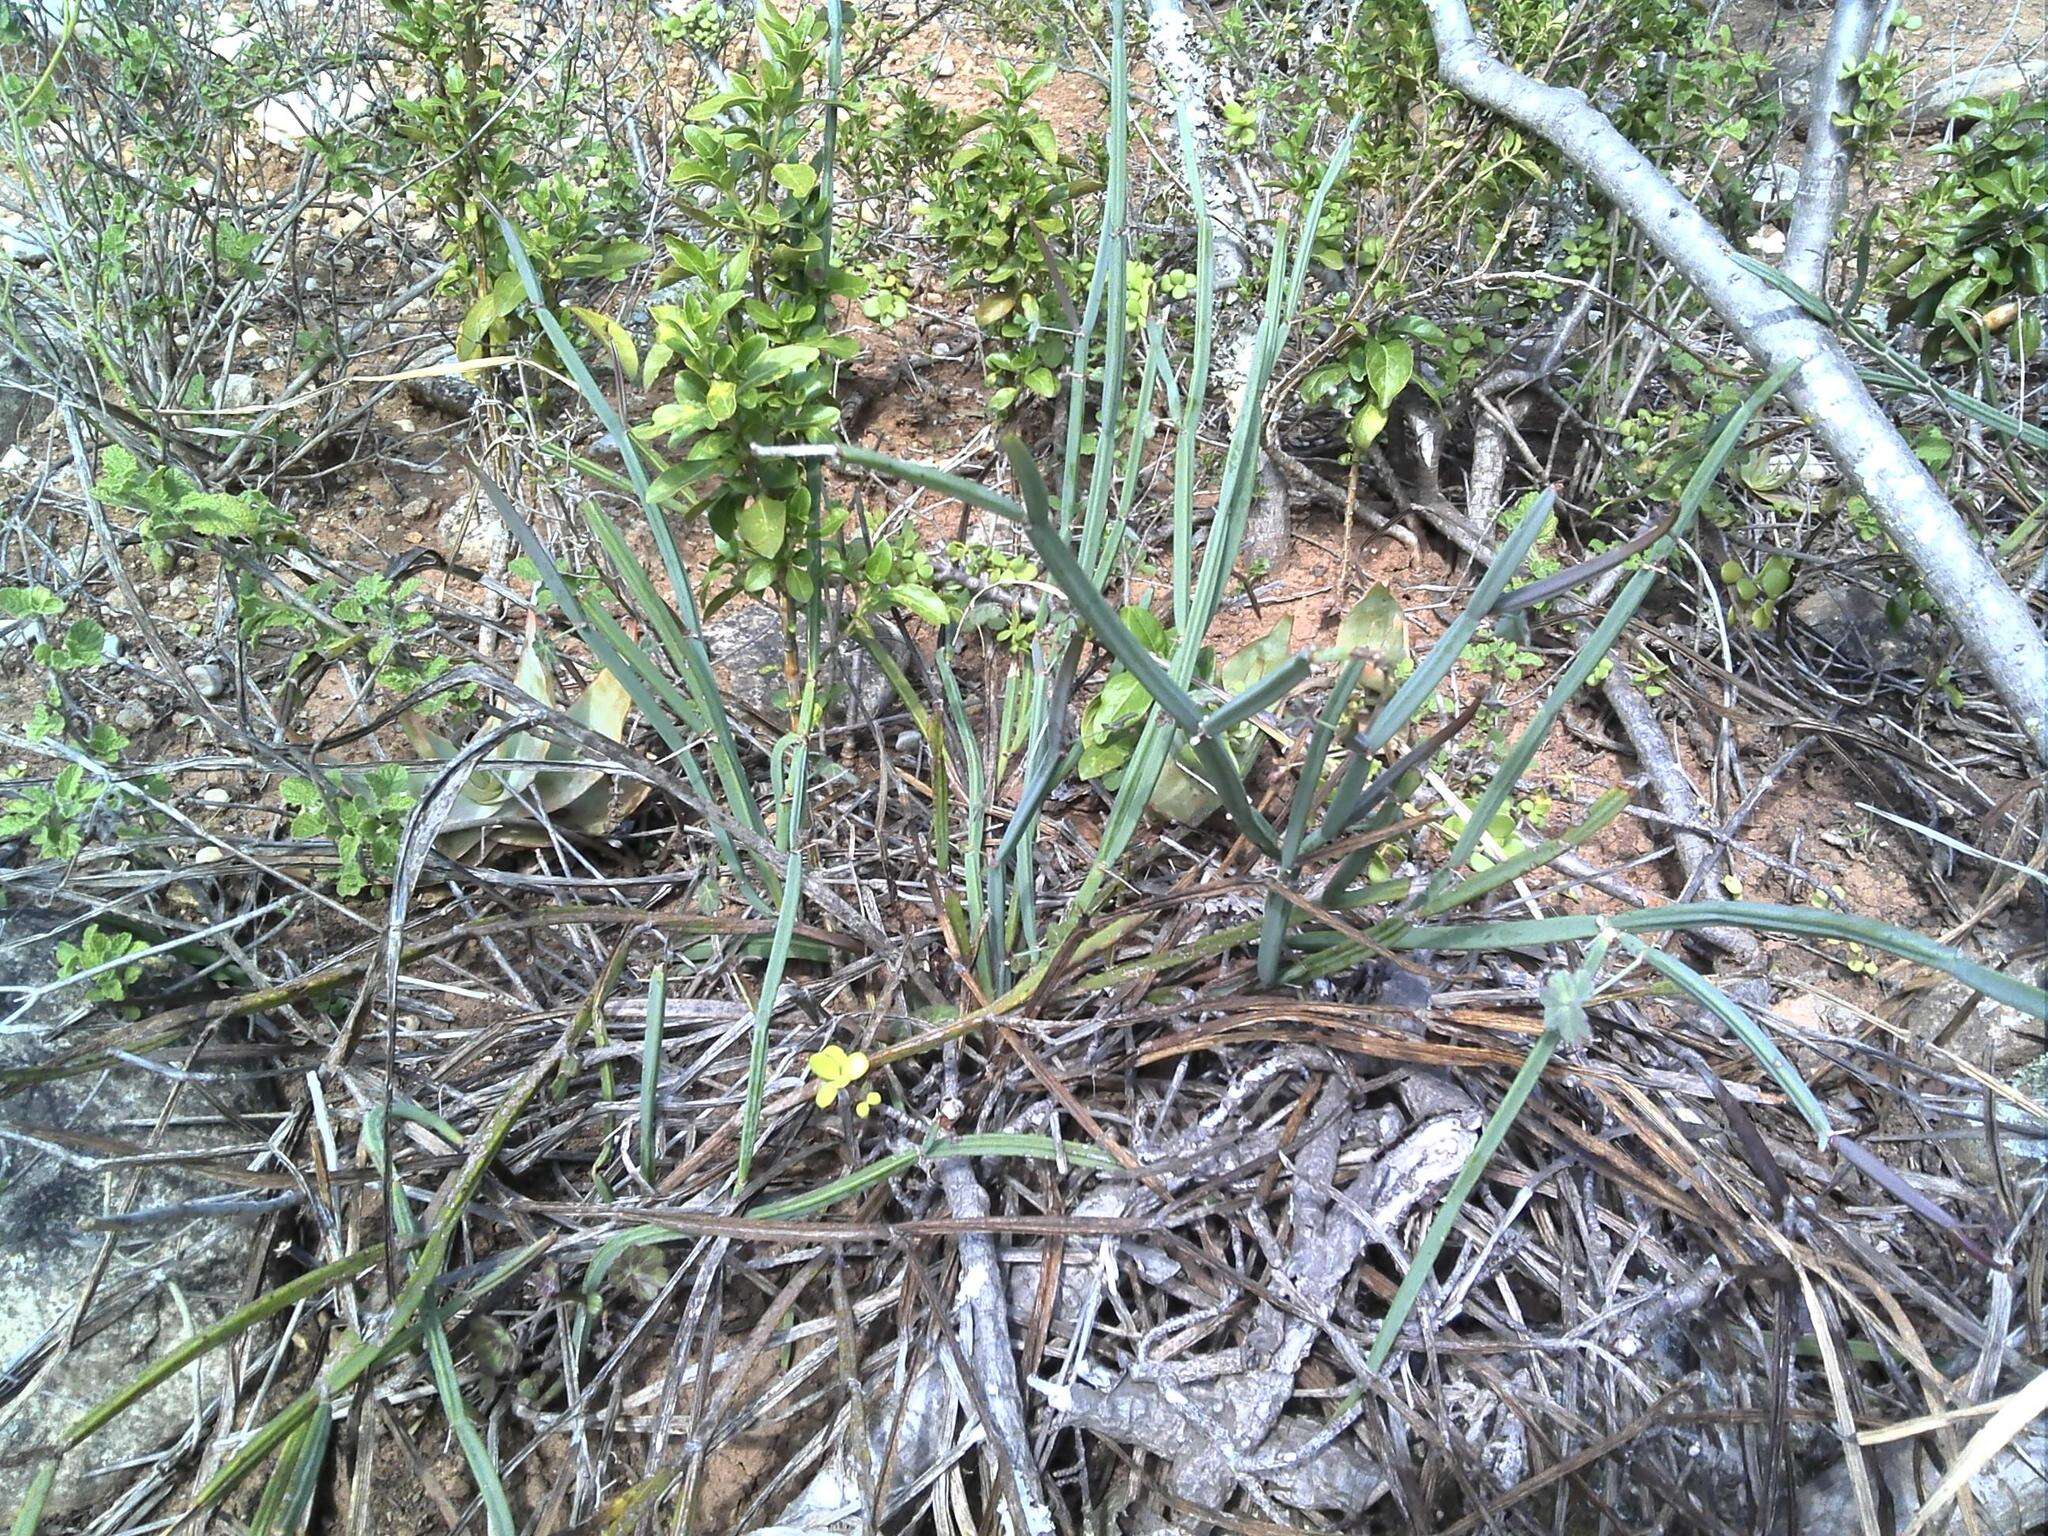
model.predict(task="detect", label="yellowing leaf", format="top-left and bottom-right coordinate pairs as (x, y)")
top-left (771, 161), bottom-right (818, 198)
top-left (737, 496), bottom-right (786, 558)
top-left (1349, 400), bottom-right (1389, 453)
top-left (1325, 583), bottom-right (1407, 668)
top-left (567, 304), bottom-right (640, 382)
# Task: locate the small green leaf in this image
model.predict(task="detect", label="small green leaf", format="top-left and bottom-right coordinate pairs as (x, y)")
top-left (1024, 120), bottom-right (1060, 164)
top-left (0, 586), bottom-right (63, 618)
top-left (892, 584), bottom-right (950, 626)
top-left (1363, 337), bottom-right (1414, 407)
top-left (1217, 617), bottom-right (1294, 694)
top-left (175, 491), bottom-right (266, 539)
top-left (1348, 400), bottom-right (1389, 453)
top-left (737, 496), bottom-right (785, 558)
top-left (771, 161), bottom-right (818, 198)
top-left (1329, 583), bottom-right (1407, 666)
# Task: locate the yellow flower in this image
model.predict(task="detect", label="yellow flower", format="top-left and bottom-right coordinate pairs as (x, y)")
top-left (853, 1090), bottom-right (881, 1119)
top-left (807, 1043), bottom-right (870, 1109)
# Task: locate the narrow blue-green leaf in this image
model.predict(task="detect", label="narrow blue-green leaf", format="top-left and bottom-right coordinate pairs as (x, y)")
top-left (10, 1464), bottom-right (54, 1536)
top-left (1420, 787), bottom-right (1631, 917)
top-left (1397, 901), bottom-right (2044, 1016)
top-left (639, 965), bottom-right (666, 1181)
top-left (736, 851), bottom-right (804, 1192)
top-left (1010, 441), bottom-right (1281, 856)
top-left (1310, 489), bottom-right (1558, 851)
top-left (1006, 441), bottom-right (1202, 736)
top-left (1076, 0), bottom-right (1130, 547)
top-left (1367, 1028), bottom-right (1558, 1370)
top-left (1170, 107), bottom-right (1216, 630)
top-left (1446, 331), bottom-right (1788, 880)
top-left (839, 443), bottom-right (1026, 524)
top-left (497, 218), bottom-right (762, 838)
top-left (1617, 933), bottom-right (1833, 1146)
top-left (272, 1400), bottom-right (331, 1536)
top-left (423, 1310), bottom-right (516, 1536)
top-left (1262, 652), bottom-right (1373, 983)
top-left (1198, 653), bottom-right (1310, 743)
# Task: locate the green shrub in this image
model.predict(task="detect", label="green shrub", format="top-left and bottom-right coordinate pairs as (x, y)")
top-left (631, 2), bottom-right (856, 614)
top-left (1890, 94), bottom-right (2048, 360)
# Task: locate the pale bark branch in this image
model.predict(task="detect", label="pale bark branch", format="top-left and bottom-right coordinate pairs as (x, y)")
top-left (1910, 58), bottom-right (2048, 121)
top-left (1783, 0), bottom-right (1878, 293)
top-left (1417, 0), bottom-right (2048, 762)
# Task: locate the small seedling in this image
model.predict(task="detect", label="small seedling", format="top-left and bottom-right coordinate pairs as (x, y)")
top-left (280, 766), bottom-right (418, 898)
top-left (56, 923), bottom-right (149, 1004)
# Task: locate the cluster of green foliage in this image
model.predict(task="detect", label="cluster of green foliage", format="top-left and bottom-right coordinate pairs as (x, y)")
top-left (915, 62), bottom-right (1085, 410)
top-left (843, 79), bottom-right (958, 221)
top-left (1300, 322), bottom-right (1435, 459)
top-left (231, 567), bottom-right (467, 732)
top-left (0, 763), bottom-right (105, 861)
top-left (2, 584), bottom-right (131, 761)
top-left (1719, 551), bottom-right (1794, 629)
top-left (1889, 94), bottom-right (2048, 361)
top-left (1212, 0), bottom-right (1775, 424)
top-left (378, 0), bottom-right (648, 360)
top-left (93, 445), bottom-right (284, 573)
top-left (655, 0), bottom-right (740, 52)
top-left (630, 2), bottom-right (856, 612)
top-left (280, 766), bottom-right (418, 897)
top-left (842, 58), bottom-right (1090, 411)
top-left (56, 923), bottom-right (149, 1005)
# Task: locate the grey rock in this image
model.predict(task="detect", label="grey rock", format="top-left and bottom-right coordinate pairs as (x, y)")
top-left (0, 174), bottom-right (50, 264)
top-left (112, 699), bottom-right (152, 735)
top-left (1789, 583), bottom-right (1931, 678)
top-left (0, 348), bottom-right (49, 456)
top-left (1800, 1421), bottom-right (2047, 1536)
top-left (402, 344), bottom-right (486, 418)
top-left (703, 602), bottom-right (898, 728)
top-left (0, 910), bottom-right (276, 1515)
top-left (1914, 925), bottom-right (2045, 1078)
top-left (215, 372), bottom-right (260, 411)
top-left (184, 661), bottom-right (226, 699)
top-left (1750, 160), bottom-right (1801, 210)
top-left (436, 493), bottom-right (509, 568)
top-left (250, 74), bottom-right (376, 151)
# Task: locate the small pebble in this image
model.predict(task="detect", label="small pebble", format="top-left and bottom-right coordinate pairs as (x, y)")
top-left (113, 700), bottom-right (152, 734)
top-left (199, 785), bottom-right (232, 807)
top-left (185, 661), bottom-right (227, 699)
